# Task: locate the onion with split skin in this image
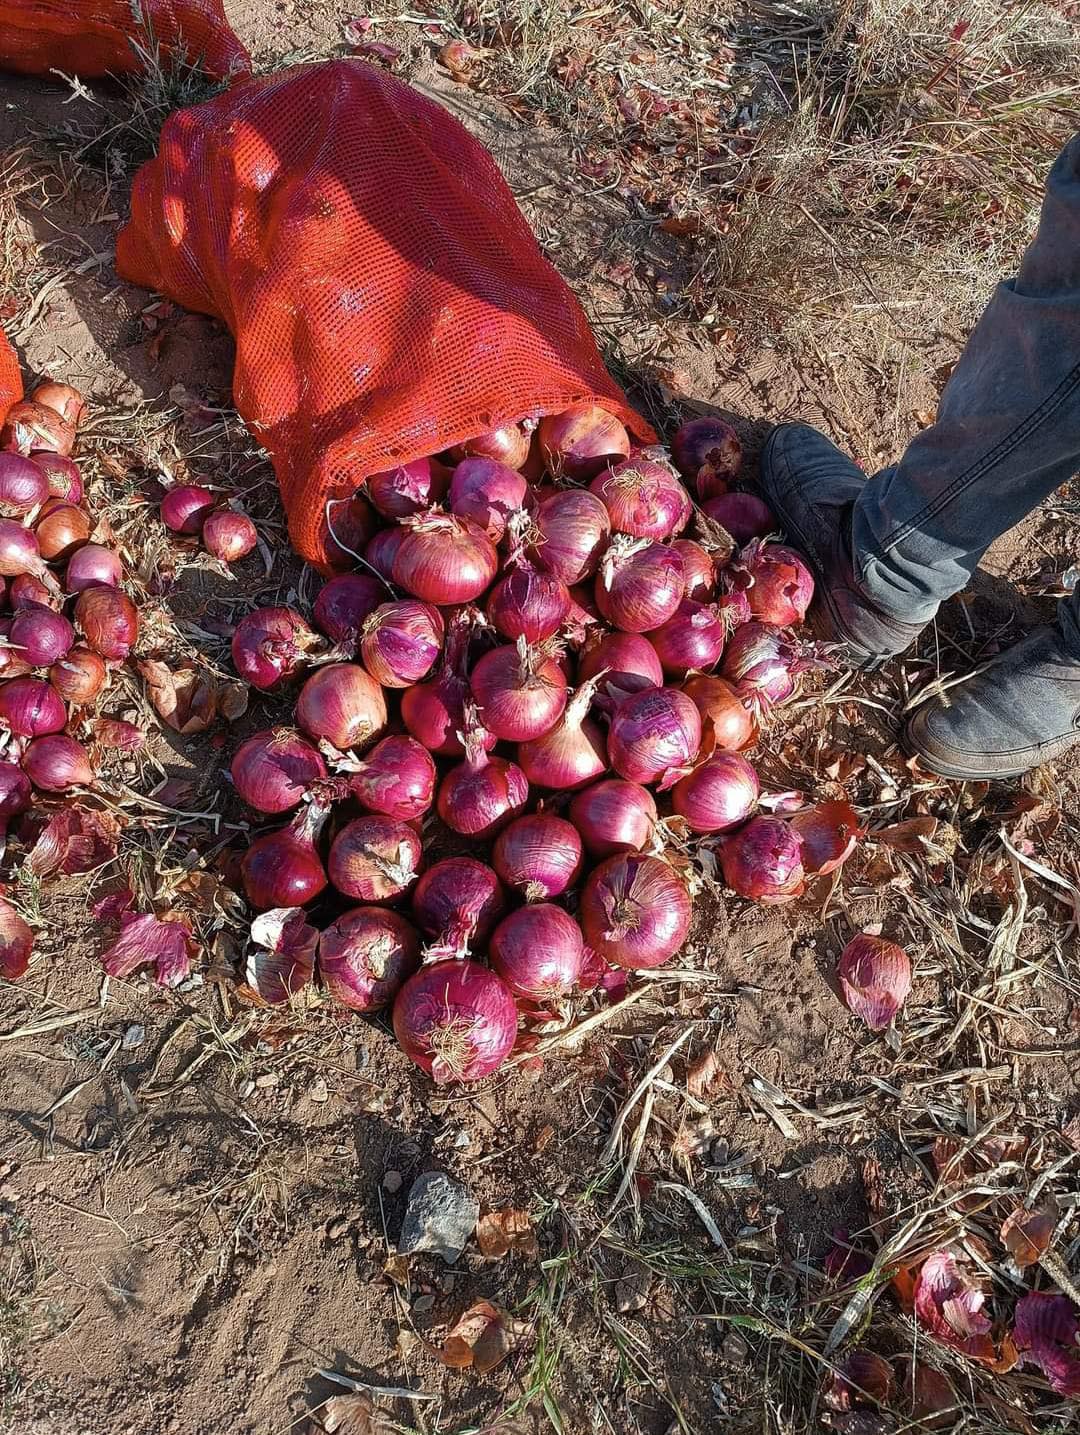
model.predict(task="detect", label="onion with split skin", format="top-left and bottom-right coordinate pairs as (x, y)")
top-left (400, 607), bottom-right (492, 758)
top-left (0, 676), bottom-right (67, 737)
top-left (231, 728), bottom-right (327, 815)
top-left (671, 416), bottom-right (742, 498)
top-left (31, 381), bottom-right (85, 429)
top-left (393, 958), bottom-right (518, 1083)
top-left (49, 646), bottom-right (107, 704)
top-left (607, 685), bottom-right (701, 790)
top-left (2, 401), bottom-right (74, 457)
top-left (313, 573), bottom-right (385, 648)
top-left (486, 551), bottom-right (570, 645)
top-left (672, 539), bottom-right (715, 601)
top-left (74, 587), bottom-right (138, 662)
top-left (682, 674), bottom-right (756, 753)
top-left (449, 457), bottom-right (528, 541)
top-left (21, 733), bottom-right (94, 792)
top-left (359, 599), bottom-right (443, 688)
top-left (367, 457), bottom-right (450, 520)
top-left (577, 630), bottom-right (663, 711)
top-left (232, 606), bottom-right (336, 691)
top-left (648, 598), bottom-right (726, 678)
top-left (595, 534), bottom-right (685, 633)
top-left (339, 733), bottom-right (437, 820)
top-left (719, 814), bottom-right (805, 903)
top-left (30, 452), bottom-right (83, 505)
top-left (411, 856), bottom-right (506, 960)
top-left (580, 852), bottom-right (691, 970)
top-left (320, 906), bottom-right (421, 1012)
top-left (732, 540), bottom-right (814, 627)
top-left (0, 453), bottom-right (49, 517)
top-left (328, 816), bottom-right (422, 903)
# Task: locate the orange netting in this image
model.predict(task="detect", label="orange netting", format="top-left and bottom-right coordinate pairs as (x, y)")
top-left (0, 328), bottom-right (22, 426)
top-left (0, 0), bottom-right (250, 82)
top-left (116, 60), bottom-right (655, 570)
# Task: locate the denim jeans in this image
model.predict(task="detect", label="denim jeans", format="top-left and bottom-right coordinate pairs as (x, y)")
top-left (851, 132), bottom-right (1080, 653)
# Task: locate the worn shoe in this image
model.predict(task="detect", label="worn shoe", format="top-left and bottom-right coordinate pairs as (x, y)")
top-left (759, 423), bottom-right (928, 668)
top-left (905, 626), bottom-right (1080, 779)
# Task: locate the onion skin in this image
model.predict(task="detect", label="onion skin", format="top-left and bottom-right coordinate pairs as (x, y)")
top-left (360, 599), bottom-right (443, 689)
top-left (471, 641), bottom-right (568, 742)
top-left (393, 958), bottom-right (518, 1083)
top-left (49, 647), bottom-right (107, 704)
top-left (74, 587), bottom-right (138, 662)
top-left (719, 815), bottom-right (805, 904)
top-left (231, 607), bottom-right (328, 690)
top-left (736, 541), bottom-right (814, 626)
top-left (648, 598), bottom-right (726, 678)
top-left (703, 492), bottom-right (774, 544)
top-left (837, 934), bottom-right (911, 1030)
top-left (22, 733), bottom-right (94, 792)
top-left (31, 381), bottom-right (85, 428)
top-left (411, 856), bottom-right (506, 959)
top-left (367, 457), bottom-right (449, 520)
top-left (493, 813), bottom-right (583, 901)
top-left (319, 906), bottom-right (421, 1012)
top-left (538, 405), bottom-right (630, 481)
top-left (437, 726), bottom-right (528, 837)
top-left (672, 539), bottom-right (716, 600)
top-left (295, 662), bottom-right (387, 751)
top-left (671, 752), bottom-right (759, 833)
top-left (0, 453), bottom-right (49, 517)
top-left (0, 896), bottom-right (34, 980)
top-left (10, 573), bottom-right (60, 612)
top-left (449, 457), bottom-right (528, 539)
top-left (230, 728), bottom-right (327, 815)
top-left (66, 543), bottom-right (122, 592)
top-left (590, 457), bottom-right (691, 541)
top-left (490, 903), bottom-right (585, 999)
top-left (596, 535), bottom-right (685, 633)
top-left (313, 574), bottom-right (385, 647)
top-left (9, 606), bottom-right (75, 666)
top-left (671, 417), bottom-right (742, 498)
top-left (30, 452), bottom-right (83, 505)
top-left (577, 630), bottom-right (663, 710)
top-left (347, 734), bottom-right (436, 820)
top-left (790, 799), bottom-right (861, 876)
top-left (328, 816), bottom-right (422, 903)
top-left (607, 686), bottom-right (701, 790)
top-left (530, 489), bottom-right (611, 584)
top-left (449, 422), bottom-right (531, 470)
top-left (0, 676), bottom-right (67, 737)
top-left (580, 853), bottom-right (691, 970)
top-left (392, 511), bottom-right (498, 605)
top-left (569, 778), bottom-right (657, 859)
top-left (203, 510), bottom-right (258, 563)
top-left (161, 484), bottom-right (215, 535)
top-left (486, 562), bottom-right (570, 645)
top-left (682, 675), bottom-right (756, 753)
top-left (324, 493), bottom-right (377, 569)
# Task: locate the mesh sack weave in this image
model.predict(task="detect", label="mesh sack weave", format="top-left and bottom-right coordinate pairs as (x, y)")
top-left (0, 328), bottom-right (22, 425)
top-left (116, 60), bottom-right (655, 570)
top-left (0, 0), bottom-right (250, 82)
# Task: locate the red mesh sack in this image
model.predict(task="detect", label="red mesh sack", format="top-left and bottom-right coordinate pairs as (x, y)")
top-left (0, 328), bottom-right (22, 426)
top-left (116, 60), bottom-right (655, 570)
top-left (0, 0), bottom-right (249, 82)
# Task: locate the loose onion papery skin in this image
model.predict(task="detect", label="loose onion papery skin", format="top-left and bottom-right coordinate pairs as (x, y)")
top-left (493, 813), bottom-right (583, 901)
top-left (790, 799), bottom-right (861, 876)
top-left (411, 856), bottom-right (506, 959)
top-left (346, 734), bottom-right (436, 820)
top-left (231, 728), bottom-right (327, 815)
top-left (324, 493), bottom-right (377, 569)
top-left (437, 720), bottom-right (528, 837)
top-left (392, 511), bottom-right (498, 605)
top-left (590, 457), bottom-right (691, 541)
top-left (401, 610), bottom-right (492, 758)
top-left (0, 453), bottom-right (49, 517)
top-left (486, 559), bottom-right (570, 645)
top-left (449, 422), bottom-right (531, 470)
top-left (671, 752), bottom-right (759, 833)
top-left (360, 599), bottom-right (443, 688)
top-left (719, 815), bottom-right (805, 903)
top-left (203, 509), bottom-right (258, 563)
top-left (577, 630), bottom-right (663, 710)
top-left (538, 405), bottom-right (630, 481)
top-left (319, 906), bottom-right (421, 1012)
top-left (313, 573), bottom-right (385, 647)
top-left (703, 492), bottom-right (774, 544)
top-left (10, 573), bottom-right (59, 612)
top-left (22, 733), bottom-right (94, 792)
top-left (2, 401), bottom-right (74, 457)
top-left (363, 525), bottom-right (406, 581)
top-left (569, 778), bottom-right (657, 859)
top-left (721, 622), bottom-right (804, 712)
top-left (232, 607), bottom-right (329, 691)
top-left (671, 417), bottom-right (742, 499)
top-left (9, 606), bottom-right (74, 666)
top-left (0, 676), bottom-right (67, 737)
top-left (608, 685), bottom-right (701, 790)
top-left (31, 381), bottom-right (85, 428)
top-left (530, 489), bottom-right (611, 584)
top-left (66, 543), bottom-right (122, 592)
top-left (837, 934), bottom-right (911, 1030)
top-left (672, 540), bottom-right (715, 601)
top-left (161, 484), bottom-right (215, 535)
top-left (735, 541), bottom-right (814, 626)
top-left (490, 903), bottom-right (585, 999)
top-left (35, 503), bottom-right (89, 562)
top-left (715, 588), bottom-right (753, 638)
top-left (563, 583), bottom-right (601, 645)
top-left (516, 676), bottom-right (607, 790)
top-left (0, 761), bottom-right (32, 821)
top-left (367, 457), bottom-right (449, 520)
top-left (648, 598), bottom-right (726, 678)
top-left (580, 853), bottom-right (691, 970)
top-left (595, 535), bottom-right (685, 633)
top-left (393, 958), bottom-right (518, 1083)
top-left (328, 816), bottom-right (422, 903)
top-left (449, 457), bottom-right (528, 540)
top-left (49, 646), bottom-right (107, 704)
top-left (0, 895), bottom-right (33, 979)
top-left (0, 519), bottom-right (47, 580)
top-left (682, 674), bottom-right (756, 753)
top-left (241, 803), bottom-right (329, 910)
top-left (295, 662), bottom-right (387, 751)
top-left (0, 621), bottom-right (30, 679)
top-left (471, 639), bottom-right (567, 742)
top-left (74, 587), bottom-right (138, 662)
top-left (30, 452), bottom-right (83, 505)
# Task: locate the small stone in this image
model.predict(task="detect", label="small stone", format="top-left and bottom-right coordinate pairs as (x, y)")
top-left (615, 1267), bottom-right (651, 1313)
top-left (238, 1079), bottom-right (256, 1098)
top-left (121, 1023), bottom-right (145, 1050)
top-left (412, 1293), bottom-right (436, 1314)
top-left (383, 1169), bottom-right (403, 1194)
top-left (397, 1171), bottom-right (479, 1264)
top-left (440, 1273), bottom-right (456, 1294)
top-left (452, 1130), bottom-right (471, 1150)
top-left (255, 1072), bottom-right (279, 1089)
top-left (309, 1077), bottom-right (329, 1104)
top-left (326, 1216), bottom-right (349, 1242)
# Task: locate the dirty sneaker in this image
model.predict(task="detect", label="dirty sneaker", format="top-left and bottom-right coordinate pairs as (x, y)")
top-left (758, 423), bottom-right (928, 668)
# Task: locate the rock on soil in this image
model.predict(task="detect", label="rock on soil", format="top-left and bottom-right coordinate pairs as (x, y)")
top-left (397, 1170), bottom-right (478, 1263)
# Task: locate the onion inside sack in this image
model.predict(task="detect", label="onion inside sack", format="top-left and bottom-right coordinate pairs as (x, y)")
top-left (393, 958), bottom-right (518, 1083)
top-left (328, 816), bottom-right (422, 903)
top-left (492, 813), bottom-right (582, 901)
top-left (448, 422), bottom-right (531, 470)
top-left (411, 857), bottom-right (506, 960)
top-left (490, 903), bottom-right (585, 1000)
top-left (319, 906), bottom-right (421, 1012)
top-left (580, 853), bottom-right (691, 970)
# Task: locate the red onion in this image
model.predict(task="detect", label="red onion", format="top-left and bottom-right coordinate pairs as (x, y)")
top-left (577, 630), bottom-right (663, 711)
top-left (682, 675), bottom-right (756, 753)
top-left (93, 717), bottom-right (144, 752)
top-left (2, 401), bottom-right (74, 457)
top-left (590, 457), bottom-right (691, 540)
top-left (74, 587), bottom-right (138, 662)
top-left (21, 733), bottom-right (93, 792)
top-left (493, 813), bottom-right (582, 901)
top-left (328, 816), bottom-right (421, 903)
top-left (0, 676), bottom-right (67, 737)
top-left (486, 558), bottom-right (570, 645)
top-left (203, 509), bottom-right (257, 562)
top-left (9, 605), bottom-right (74, 666)
top-left (0, 519), bottom-right (48, 580)
top-left (608, 686), bottom-right (701, 789)
top-left (516, 675), bottom-right (606, 789)
top-left (703, 492), bottom-right (774, 543)
top-left (721, 622), bottom-right (806, 711)
top-left (313, 573), bottom-right (385, 647)
top-left (0, 896), bottom-right (33, 980)
top-left (0, 453), bottom-right (48, 516)
top-left (344, 734), bottom-right (436, 820)
top-left (411, 857), bottom-right (506, 959)
top-left (31, 381), bottom-right (85, 428)
top-left (596, 535), bottom-right (685, 633)
top-left (733, 541), bottom-right (814, 626)
top-left (569, 779), bottom-right (657, 859)
top-left (392, 511), bottom-right (498, 605)
top-left (231, 606), bottom-right (331, 690)
top-left (400, 608), bottom-right (492, 757)
top-left (449, 457), bottom-right (528, 540)
top-left (437, 714), bottom-right (528, 836)
top-left (30, 452), bottom-right (83, 505)
top-left (10, 573), bottom-right (59, 611)
top-left (790, 799), bottom-right (861, 876)
top-left (672, 752), bottom-right (759, 833)
top-left (360, 599), bottom-right (443, 688)
top-left (324, 493), bottom-right (377, 569)
top-left (393, 958), bottom-right (517, 1083)
top-left (530, 489), bottom-right (611, 584)
top-left (563, 583), bottom-right (601, 645)
top-left (538, 405), bottom-right (630, 481)
top-left (471, 638), bottom-right (567, 742)
top-left (295, 662), bottom-right (387, 750)
top-left (449, 422), bottom-right (531, 470)
top-left (648, 599), bottom-right (726, 678)
top-left (241, 802), bottom-right (329, 909)
top-left (490, 903), bottom-right (584, 999)
top-left (671, 417), bottom-right (742, 498)
top-left (580, 853), bottom-right (691, 969)
top-left (719, 815), bottom-right (805, 903)
top-left (35, 503), bottom-right (89, 561)
top-left (716, 588), bottom-right (753, 637)
top-left (161, 484), bottom-right (215, 534)
top-left (367, 457), bottom-right (449, 519)
top-left (49, 647), bottom-right (106, 704)
top-left (837, 935), bottom-right (911, 1030)
top-left (66, 543), bottom-right (122, 592)
top-left (672, 540), bottom-right (716, 601)
top-left (319, 906), bottom-right (421, 1012)
top-left (231, 728), bottom-right (327, 814)
top-left (0, 621), bottom-right (30, 680)
top-left (363, 525), bottom-right (406, 580)
top-left (0, 761), bottom-right (32, 819)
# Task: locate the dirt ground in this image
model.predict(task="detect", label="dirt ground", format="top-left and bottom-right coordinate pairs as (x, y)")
top-left (2, 3), bottom-right (1080, 1434)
